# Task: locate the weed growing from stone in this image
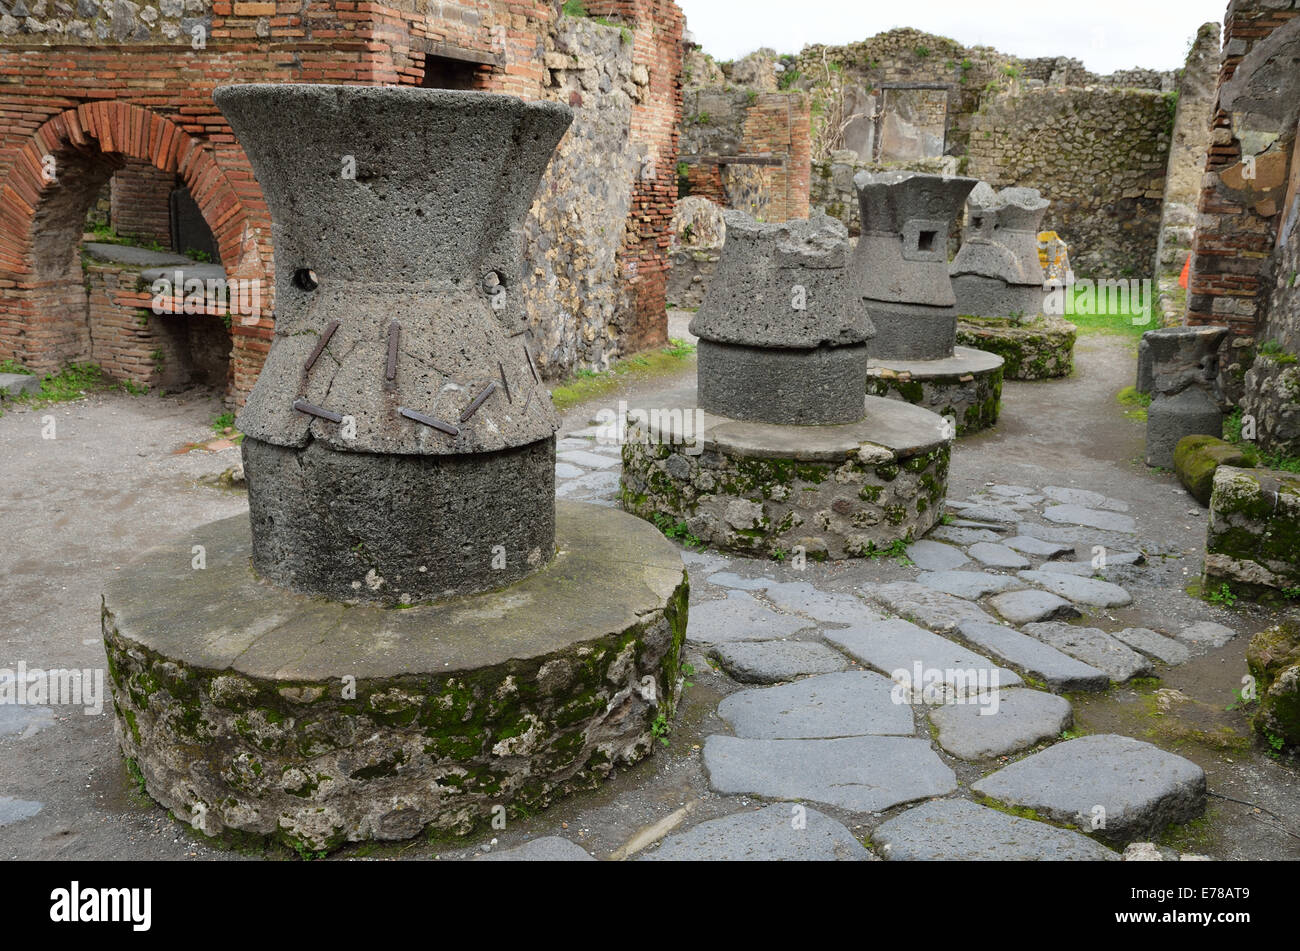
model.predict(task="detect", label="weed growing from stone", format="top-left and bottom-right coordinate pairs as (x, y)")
top-left (1206, 582), bottom-right (1238, 608)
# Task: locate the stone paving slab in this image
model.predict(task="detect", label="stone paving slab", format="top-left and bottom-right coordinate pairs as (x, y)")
top-left (554, 462), bottom-right (584, 479)
top-left (928, 526), bottom-right (1003, 545)
top-left (865, 582), bottom-right (998, 633)
top-left (905, 540), bottom-right (970, 571)
top-left (1110, 627), bottom-right (1192, 665)
top-left (642, 803), bottom-right (875, 861)
top-left (687, 591), bottom-right (814, 644)
top-left (948, 518), bottom-right (1012, 533)
top-left (988, 589), bottom-right (1080, 625)
top-left (916, 570), bottom-right (1024, 600)
top-left (0, 796), bottom-right (42, 828)
top-left (1176, 621), bottom-right (1237, 650)
top-left (956, 621), bottom-right (1111, 692)
top-left (1022, 622), bottom-right (1154, 683)
top-left (824, 619), bottom-right (1021, 696)
top-left (710, 640), bottom-right (850, 684)
top-left (703, 735), bottom-right (957, 813)
top-left (1042, 505), bottom-right (1137, 533)
top-left (1043, 486), bottom-right (1109, 508)
top-left (704, 572), bottom-right (773, 591)
top-left (873, 799), bottom-right (1117, 861)
top-left (971, 734), bottom-right (1206, 841)
top-left (1004, 535), bottom-right (1076, 559)
top-left (929, 688), bottom-right (1073, 760)
top-left (1018, 570), bottom-right (1133, 607)
top-left (763, 580), bottom-right (881, 625)
top-left (475, 836), bottom-right (595, 861)
top-left (556, 449), bottom-right (621, 469)
top-left (948, 503), bottom-right (1023, 524)
top-left (717, 671), bottom-right (913, 739)
top-left (968, 542), bottom-right (1031, 569)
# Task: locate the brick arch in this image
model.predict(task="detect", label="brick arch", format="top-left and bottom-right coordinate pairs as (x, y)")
top-left (0, 101), bottom-right (270, 397)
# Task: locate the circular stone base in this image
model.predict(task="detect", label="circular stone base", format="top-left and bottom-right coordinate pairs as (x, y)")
top-left (955, 314), bottom-right (1077, 381)
top-left (696, 339), bottom-right (871, 425)
top-left (102, 502), bottom-right (688, 853)
top-left (619, 395), bottom-right (952, 560)
top-left (867, 346), bottom-right (1004, 436)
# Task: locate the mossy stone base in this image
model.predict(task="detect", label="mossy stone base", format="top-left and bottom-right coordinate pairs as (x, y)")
top-left (102, 503), bottom-right (689, 854)
top-left (956, 314), bottom-right (1077, 380)
top-left (619, 396), bottom-right (952, 559)
top-left (1173, 435), bottom-right (1247, 507)
top-left (867, 347), bottom-right (1004, 436)
top-left (1205, 465), bottom-right (1300, 593)
top-left (1246, 622), bottom-right (1300, 750)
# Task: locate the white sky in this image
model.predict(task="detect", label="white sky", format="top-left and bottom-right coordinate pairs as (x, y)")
top-left (678, 0), bottom-right (1226, 74)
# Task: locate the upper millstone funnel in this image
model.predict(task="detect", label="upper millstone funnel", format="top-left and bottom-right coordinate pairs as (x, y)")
top-left (950, 184), bottom-right (1050, 320)
top-left (689, 211), bottom-right (875, 424)
top-left (851, 170), bottom-right (979, 361)
top-left (214, 84), bottom-right (573, 604)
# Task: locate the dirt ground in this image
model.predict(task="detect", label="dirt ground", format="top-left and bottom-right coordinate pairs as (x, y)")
top-left (0, 331), bottom-right (1296, 861)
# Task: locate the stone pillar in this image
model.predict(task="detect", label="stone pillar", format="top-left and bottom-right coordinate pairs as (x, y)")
top-left (689, 210), bottom-right (874, 424)
top-left (852, 170), bottom-right (979, 360)
top-left (950, 183), bottom-right (1050, 320)
top-left (1141, 325), bottom-right (1229, 468)
top-left (215, 84), bottom-right (573, 605)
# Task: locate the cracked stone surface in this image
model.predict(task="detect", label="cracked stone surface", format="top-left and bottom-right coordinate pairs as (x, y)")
top-left (971, 734), bottom-right (1207, 841)
top-left (1022, 622), bottom-right (1155, 682)
top-left (873, 799), bottom-right (1117, 861)
top-left (957, 621), bottom-right (1111, 692)
top-left (642, 804), bottom-right (875, 861)
top-left (1018, 570), bottom-right (1134, 607)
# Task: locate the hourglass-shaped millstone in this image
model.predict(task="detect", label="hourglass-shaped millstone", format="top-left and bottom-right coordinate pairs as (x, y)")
top-left (950, 184), bottom-right (1050, 320)
top-left (851, 170), bottom-right (979, 361)
top-left (214, 84), bottom-right (573, 604)
top-left (688, 211), bottom-right (875, 424)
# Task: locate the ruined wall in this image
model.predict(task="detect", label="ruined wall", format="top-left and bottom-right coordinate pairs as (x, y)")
top-left (967, 86), bottom-right (1174, 278)
top-left (109, 159), bottom-right (176, 249)
top-left (0, 0), bottom-right (684, 400)
top-left (1186, 0), bottom-right (1299, 348)
top-left (810, 151), bottom-right (953, 236)
top-left (1154, 23), bottom-right (1222, 326)
top-left (524, 16), bottom-right (639, 374)
top-left (679, 85), bottom-right (810, 222)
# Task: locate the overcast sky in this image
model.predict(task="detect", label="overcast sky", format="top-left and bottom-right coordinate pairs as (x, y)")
top-left (677, 0), bottom-right (1226, 74)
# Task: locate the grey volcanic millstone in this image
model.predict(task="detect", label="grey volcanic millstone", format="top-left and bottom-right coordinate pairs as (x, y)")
top-left (690, 211), bottom-right (874, 425)
top-left (214, 85), bottom-right (573, 602)
top-left (950, 184), bottom-right (1050, 320)
top-left (851, 170), bottom-right (979, 360)
top-left (971, 734), bottom-right (1207, 841)
top-left (643, 804), bottom-right (874, 861)
top-left (873, 799), bottom-right (1117, 861)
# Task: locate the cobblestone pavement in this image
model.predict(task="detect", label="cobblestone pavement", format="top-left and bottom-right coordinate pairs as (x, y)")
top-left (0, 333), bottom-right (1296, 860)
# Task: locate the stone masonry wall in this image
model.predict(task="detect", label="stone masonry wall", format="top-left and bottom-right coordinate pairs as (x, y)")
top-left (967, 86), bottom-right (1175, 279)
top-left (1154, 23), bottom-right (1221, 326)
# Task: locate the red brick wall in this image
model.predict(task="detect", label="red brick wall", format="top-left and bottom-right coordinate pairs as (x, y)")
top-left (741, 92), bottom-right (811, 222)
top-left (1186, 0), bottom-right (1299, 338)
top-left (110, 159), bottom-right (177, 248)
top-left (0, 0), bottom-right (684, 402)
top-left (585, 0), bottom-right (684, 354)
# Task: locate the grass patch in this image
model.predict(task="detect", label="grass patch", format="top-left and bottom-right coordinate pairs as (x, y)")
top-left (9, 362), bottom-right (146, 408)
top-left (1116, 385), bottom-right (1152, 422)
top-left (0, 359), bottom-right (33, 375)
top-left (1061, 285), bottom-right (1154, 339)
top-left (549, 338), bottom-right (696, 413)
